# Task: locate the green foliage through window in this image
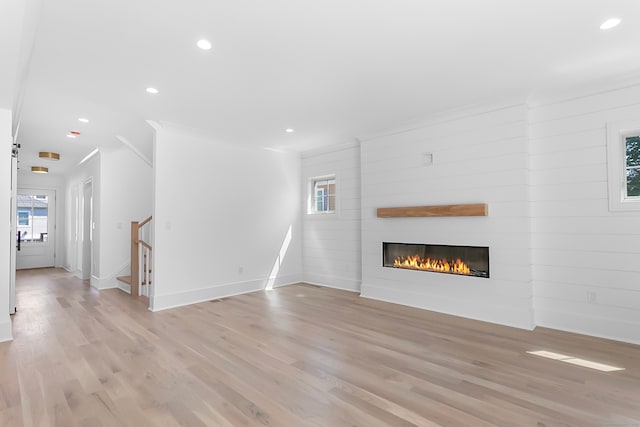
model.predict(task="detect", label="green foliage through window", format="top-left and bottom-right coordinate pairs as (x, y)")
top-left (626, 136), bottom-right (640, 197)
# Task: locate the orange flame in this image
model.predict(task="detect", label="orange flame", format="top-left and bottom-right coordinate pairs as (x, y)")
top-left (393, 255), bottom-right (471, 275)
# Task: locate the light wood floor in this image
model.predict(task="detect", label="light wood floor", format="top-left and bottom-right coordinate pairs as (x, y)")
top-left (1, 269), bottom-right (639, 426)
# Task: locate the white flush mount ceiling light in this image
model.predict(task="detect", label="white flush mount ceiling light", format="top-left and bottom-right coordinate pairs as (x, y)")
top-left (146, 87), bottom-right (159, 94)
top-left (78, 117), bottom-right (89, 123)
top-left (285, 128), bottom-right (294, 133)
top-left (600, 18), bottom-right (621, 30)
top-left (197, 39), bottom-right (212, 50)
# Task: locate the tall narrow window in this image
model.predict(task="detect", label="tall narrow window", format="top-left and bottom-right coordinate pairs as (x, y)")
top-left (625, 135), bottom-right (640, 198)
top-left (309, 176), bottom-right (336, 214)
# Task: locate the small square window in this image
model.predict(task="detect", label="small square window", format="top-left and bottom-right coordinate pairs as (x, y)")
top-left (607, 121), bottom-right (640, 211)
top-left (309, 176), bottom-right (336, 214)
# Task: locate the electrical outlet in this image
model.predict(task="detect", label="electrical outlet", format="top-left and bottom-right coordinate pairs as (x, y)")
top-left (587, 291), bottom-right (596, 304)
top-left (238, 266), bottom-right (244, 274)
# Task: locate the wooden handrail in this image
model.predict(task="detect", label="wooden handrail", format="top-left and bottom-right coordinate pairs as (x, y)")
top-left (139, 215), bottom-right (153, 228)
top-left (130, 216), bottom-right (153, 297)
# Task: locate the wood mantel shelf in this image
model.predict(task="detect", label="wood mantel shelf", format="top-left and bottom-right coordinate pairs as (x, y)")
top-left (377, 203), bottom-right (488, 218)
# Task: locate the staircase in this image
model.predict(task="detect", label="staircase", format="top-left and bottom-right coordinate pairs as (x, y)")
top-left (116, 215), bottom-right (152, 297)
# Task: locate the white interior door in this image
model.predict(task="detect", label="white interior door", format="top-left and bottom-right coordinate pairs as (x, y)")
top-left (16, 188), bottom-right (56, 269)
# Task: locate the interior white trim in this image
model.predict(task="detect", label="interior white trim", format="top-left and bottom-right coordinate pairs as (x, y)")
top-left (89, 261), bottom-right (130, 290)
top-left (116, 135), bottom-right (152, 167)
top-left (301, 140), bottom-right (360, 158)
top-left (302, 273), bottom-right (361, 292)
top-left (0, 318), bottom-right (13, 343)
top-left (149, 274), bottom-right (303, 312)
top-left (356, 102), bottom-right (527, 143)
top-left (361, 283), bottom-right (535, 331)
top-left (606, 119), bottom-right (640, 212)
top-left (535, 309), bottom-right (640, 346)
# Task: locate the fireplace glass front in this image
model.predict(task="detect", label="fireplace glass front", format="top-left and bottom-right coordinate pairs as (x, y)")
top-left (383, 242), bottom-right (489, 278)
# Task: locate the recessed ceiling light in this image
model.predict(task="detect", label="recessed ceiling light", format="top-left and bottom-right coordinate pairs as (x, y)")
top-left (31, 166), bottom-right (48, 174)
top-left (600, 18), bottom-right (621, 30)
top-left (197, 39), bottom-right (212, 50)
top-left (285, 128), bottom-right (294, 133)
top-left (67, 134), bottom-right (77, 139)
top-left (146, 87), bottom-right (159, 94)
top-left (78, 118), bottom-right (89, 123)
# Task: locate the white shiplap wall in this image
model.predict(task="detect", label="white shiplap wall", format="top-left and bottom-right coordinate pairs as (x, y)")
top-left (530, 85), bottom-right (640, 344)
top-left (360, 105), bottom-right (535, 329)
top-left (302, 143), bottom-right (361, 291)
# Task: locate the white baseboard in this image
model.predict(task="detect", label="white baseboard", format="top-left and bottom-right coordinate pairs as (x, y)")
top-left (90, 274), bottom-right (118, 290)
top-left (360, 283), bottom-right (535, 331)
top-left (0, 317), bottom-right (12, 343)
top-left (149, 273), bottom-right (302, 312)
top-left (90, 262), bottom-right (130, 290)
top-left (535, 309), bottom-right (640, 346)
top-left (117, 281), bottom-right (131, 294)
top-left (302, 273), bottom-right (361, 292)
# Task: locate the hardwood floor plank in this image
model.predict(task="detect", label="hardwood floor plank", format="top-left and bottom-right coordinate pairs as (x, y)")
top-left (3, 268), bottom-right (640, 426)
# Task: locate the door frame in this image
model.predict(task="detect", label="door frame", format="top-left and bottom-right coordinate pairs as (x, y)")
top-left (16, 187), bottom-right (57, 269)
top-left (9, 155), bottom-right (17, 314)
top-left (81, 178), bottom-right (94, 280)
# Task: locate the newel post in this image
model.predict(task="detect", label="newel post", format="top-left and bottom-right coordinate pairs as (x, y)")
top-left (130, 221), bottom-right (140, 297)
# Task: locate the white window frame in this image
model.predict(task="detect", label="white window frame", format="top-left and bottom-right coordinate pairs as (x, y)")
top-left (307, 174), bottom-right (337, 215)
top-left (607, 119), bottom-right (640, 211)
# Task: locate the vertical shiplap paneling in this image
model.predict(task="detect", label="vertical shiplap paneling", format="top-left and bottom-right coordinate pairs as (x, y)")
top-left (301, 144), bottom-right (361, 291)
top-left (360, 105), bottom-right (535, 329)
top-left (530, 88), bottom-right (640, 344)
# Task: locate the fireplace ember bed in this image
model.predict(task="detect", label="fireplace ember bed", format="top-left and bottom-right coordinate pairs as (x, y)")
top-left (383, 242), bottom-right (489, 278)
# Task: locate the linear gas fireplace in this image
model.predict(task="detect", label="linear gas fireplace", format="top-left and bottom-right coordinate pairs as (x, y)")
top-left (383, 242), bottom-right (489, 278)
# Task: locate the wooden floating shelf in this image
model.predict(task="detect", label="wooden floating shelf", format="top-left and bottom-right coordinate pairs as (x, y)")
top-left (377, 203), bottom-right (488, 218)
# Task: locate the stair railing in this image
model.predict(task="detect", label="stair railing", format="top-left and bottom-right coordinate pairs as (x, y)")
top-left (131, 216), bottom-right (152, 297)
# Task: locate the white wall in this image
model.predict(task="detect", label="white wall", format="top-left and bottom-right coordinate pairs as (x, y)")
top-left (151, 123), bottom-right (302, 311)
top-left (64, 145), bottom-right (153, 290)
top-left (360, 105), bottom-right (535, 329)
top-left (301, 143), bottom-right (361, 291)
top-left (0, 109), bottom-right (13, 342)
top-left (16, 171), bottom-right (66, 268)
top-left (96, 145), bottom-right (153, 289)
top-left (530, 85), bottom-right (640, 344)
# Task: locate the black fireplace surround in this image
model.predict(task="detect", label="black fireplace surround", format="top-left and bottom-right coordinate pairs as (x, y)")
top-left (383, 242), bottom-right (489, 278)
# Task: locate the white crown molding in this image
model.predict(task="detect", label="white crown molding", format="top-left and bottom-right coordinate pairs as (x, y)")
top-left (301, 139), bottom-right (361, 158)
top-left (527, 72), bottom-right (640, 109)
top-left (356, 101), bottom-right (527, 143)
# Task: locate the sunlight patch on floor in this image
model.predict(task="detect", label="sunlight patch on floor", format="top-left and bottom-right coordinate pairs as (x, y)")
top-left (527, 350), bottom-right (624, 372)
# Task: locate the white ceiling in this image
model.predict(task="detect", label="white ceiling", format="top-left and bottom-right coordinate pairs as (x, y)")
top-left (7, 0), bottom-right (640, 176)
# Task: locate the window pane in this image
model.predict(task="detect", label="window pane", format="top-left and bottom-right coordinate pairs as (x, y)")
top-left (18, 211), bottom-right (29, 225)
top-left (311, 177), bottom-right (336, 213)
top-left (627, 168), bottom-right (640, 197)
top-left (17, 194), bottom-right (49, 242)
top-left (626, 136), bottom-right (640, 167)
top-left (315, 188), bottom-right (325, 211)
